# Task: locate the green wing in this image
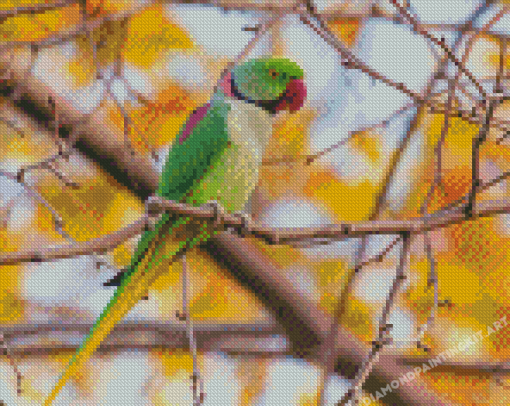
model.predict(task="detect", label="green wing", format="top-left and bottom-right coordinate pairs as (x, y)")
top-left (116, 99), bottom-right (231, 284)
top-left (157, 100), bottom-right (231, 201)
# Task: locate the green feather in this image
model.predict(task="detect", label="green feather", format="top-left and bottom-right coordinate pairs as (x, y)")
top-left (118, 98), bottom-right (231, 285)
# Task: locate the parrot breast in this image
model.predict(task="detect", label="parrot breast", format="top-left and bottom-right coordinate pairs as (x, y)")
top-left (184, 97), bottom-right (272, 213)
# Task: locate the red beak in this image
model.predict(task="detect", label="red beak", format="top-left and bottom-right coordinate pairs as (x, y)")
top-left (274, 78), bottom-right (307, 113)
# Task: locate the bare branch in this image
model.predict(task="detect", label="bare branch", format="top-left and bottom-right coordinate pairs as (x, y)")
top-left (408, 10), bottom-right (504, 344)
top-left (104, 72), bottom-right (136, 157)
top-left (210, 232), bottom-right (451, 406)
top-left (390, 0), bottom-right (487, 101)
top-left (337, 233), bottom-right (410, 405)
top-left (0, 213), bottom-right (148, 265)
top-left (317, 236), bottom-right (368, 406)
top-left (298, 10), bottom-right (426, 105)
top-left (1, 4), bottom-right (507, 406)
top-left (5, 184), bottom-right (510, 263)
top-left (0, 169), bottom-right (72, 239)
top-left (0, 321), bottom-right (286, 354)
top-left (0, 332), bottom-right (22, 395)
top-left (415, 233), bottom-right (437, 353)
top-left (359, 235), bottom-right (402, 269)
top-left (305, 101), bottom-right (417, 166)
top-left (467, 31), bottom-right (507, 218)
top-left (178, 255), bottom-right (206, 405)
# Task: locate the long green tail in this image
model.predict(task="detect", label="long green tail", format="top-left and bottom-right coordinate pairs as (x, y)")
top-left (43, 213), bottom-right (212, 405)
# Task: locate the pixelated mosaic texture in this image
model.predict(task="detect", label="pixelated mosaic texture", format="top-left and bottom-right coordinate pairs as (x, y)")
top-left (1, 0), bottom-right (510, 404)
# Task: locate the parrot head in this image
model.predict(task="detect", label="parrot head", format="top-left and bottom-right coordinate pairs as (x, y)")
top-left (222, 57), bottom-right (306, 115)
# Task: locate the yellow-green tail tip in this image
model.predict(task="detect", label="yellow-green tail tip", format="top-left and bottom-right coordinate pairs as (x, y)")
top-left (43, 368), bottom-right (75, 406)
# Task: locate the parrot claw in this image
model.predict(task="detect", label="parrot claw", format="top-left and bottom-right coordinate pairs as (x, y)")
top-left (233, 211), bottom-right (252, 238)
top-left (203, 200), bottom-right (226, 229)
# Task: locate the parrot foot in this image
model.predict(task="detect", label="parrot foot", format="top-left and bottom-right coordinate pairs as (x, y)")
top-left (233, 211), bottom-right (252, 238)
top-left (202, 200), bottom-right (226, 229)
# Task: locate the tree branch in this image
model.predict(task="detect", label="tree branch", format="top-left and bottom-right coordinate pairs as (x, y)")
top-left (5, 192), bottom-right (510, 265)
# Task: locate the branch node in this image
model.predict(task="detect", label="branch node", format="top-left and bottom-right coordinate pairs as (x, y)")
top-left (342, 223), bottom-right (351, 235)
top-left (16, 169), bottom-right (25, 184)
top-left (176, 310), bottom-right (187, 322)
top-left (417, 341), bottom-right (431, 352)
top-left (30, 254), bottom-right (43, 263)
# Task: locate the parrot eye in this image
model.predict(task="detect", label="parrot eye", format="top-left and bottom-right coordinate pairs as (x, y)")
top-left (269, 69), bottom-right (279, 78)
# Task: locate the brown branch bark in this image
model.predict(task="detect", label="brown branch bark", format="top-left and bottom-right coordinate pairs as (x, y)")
top-left (0, 321), bottom-right (286, 355)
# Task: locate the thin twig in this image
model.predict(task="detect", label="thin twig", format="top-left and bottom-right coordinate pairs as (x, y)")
top-left (0, 197), bottom-right (18, 229)
top-left (414, 78), bottom-right (455, 353)
top-left (409, 11), bottom-right (509, 351)
top-left (467, 31), bottom-right (507, 218)
top-left (16, 148), bottom-right (77, 191)
top-left (359, 235), bottom-right (402, 269)
top-left (214, 14), bottom-right (283, 91)
top-left (180, 255), bottom-right (206, 405)
top-left (298, 10), bottom-right (426, 105)
top-left (309, 6), bottom-right (450, 396)
top-left (0, 211), bottom-right (148, 264)
top-left (0, 0), bottom-right (80, 16)
top-left (105, 72), bottom-right (135, 157)
top-left (88, 28), bottom-right (102, 81)
top-left (306, 101), bottom-right (417, 166)
top-left (337, 233), bottom-right (411, 405)
top-left (420, 78), bottom-right (456, 214)
top-left (390, 0), bottom-right (487, 101)
top-left (298, 8), bottom-right (495, 399)
top-left (0, 169), bottom-right (72, 239)
top-left (411, 8), bottom-right (510, 352)
top-left (318, 29), bottom-right (455, 400)
top-left (415, 233), bottom-right (437, 353)
top-left (46, 96), bottom-right (65, 154)
top-left (0, 332), bottom-right (22, 395)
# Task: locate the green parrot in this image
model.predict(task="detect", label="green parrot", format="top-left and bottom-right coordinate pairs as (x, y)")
top-left (43, 57), bottom-right (306, 405)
